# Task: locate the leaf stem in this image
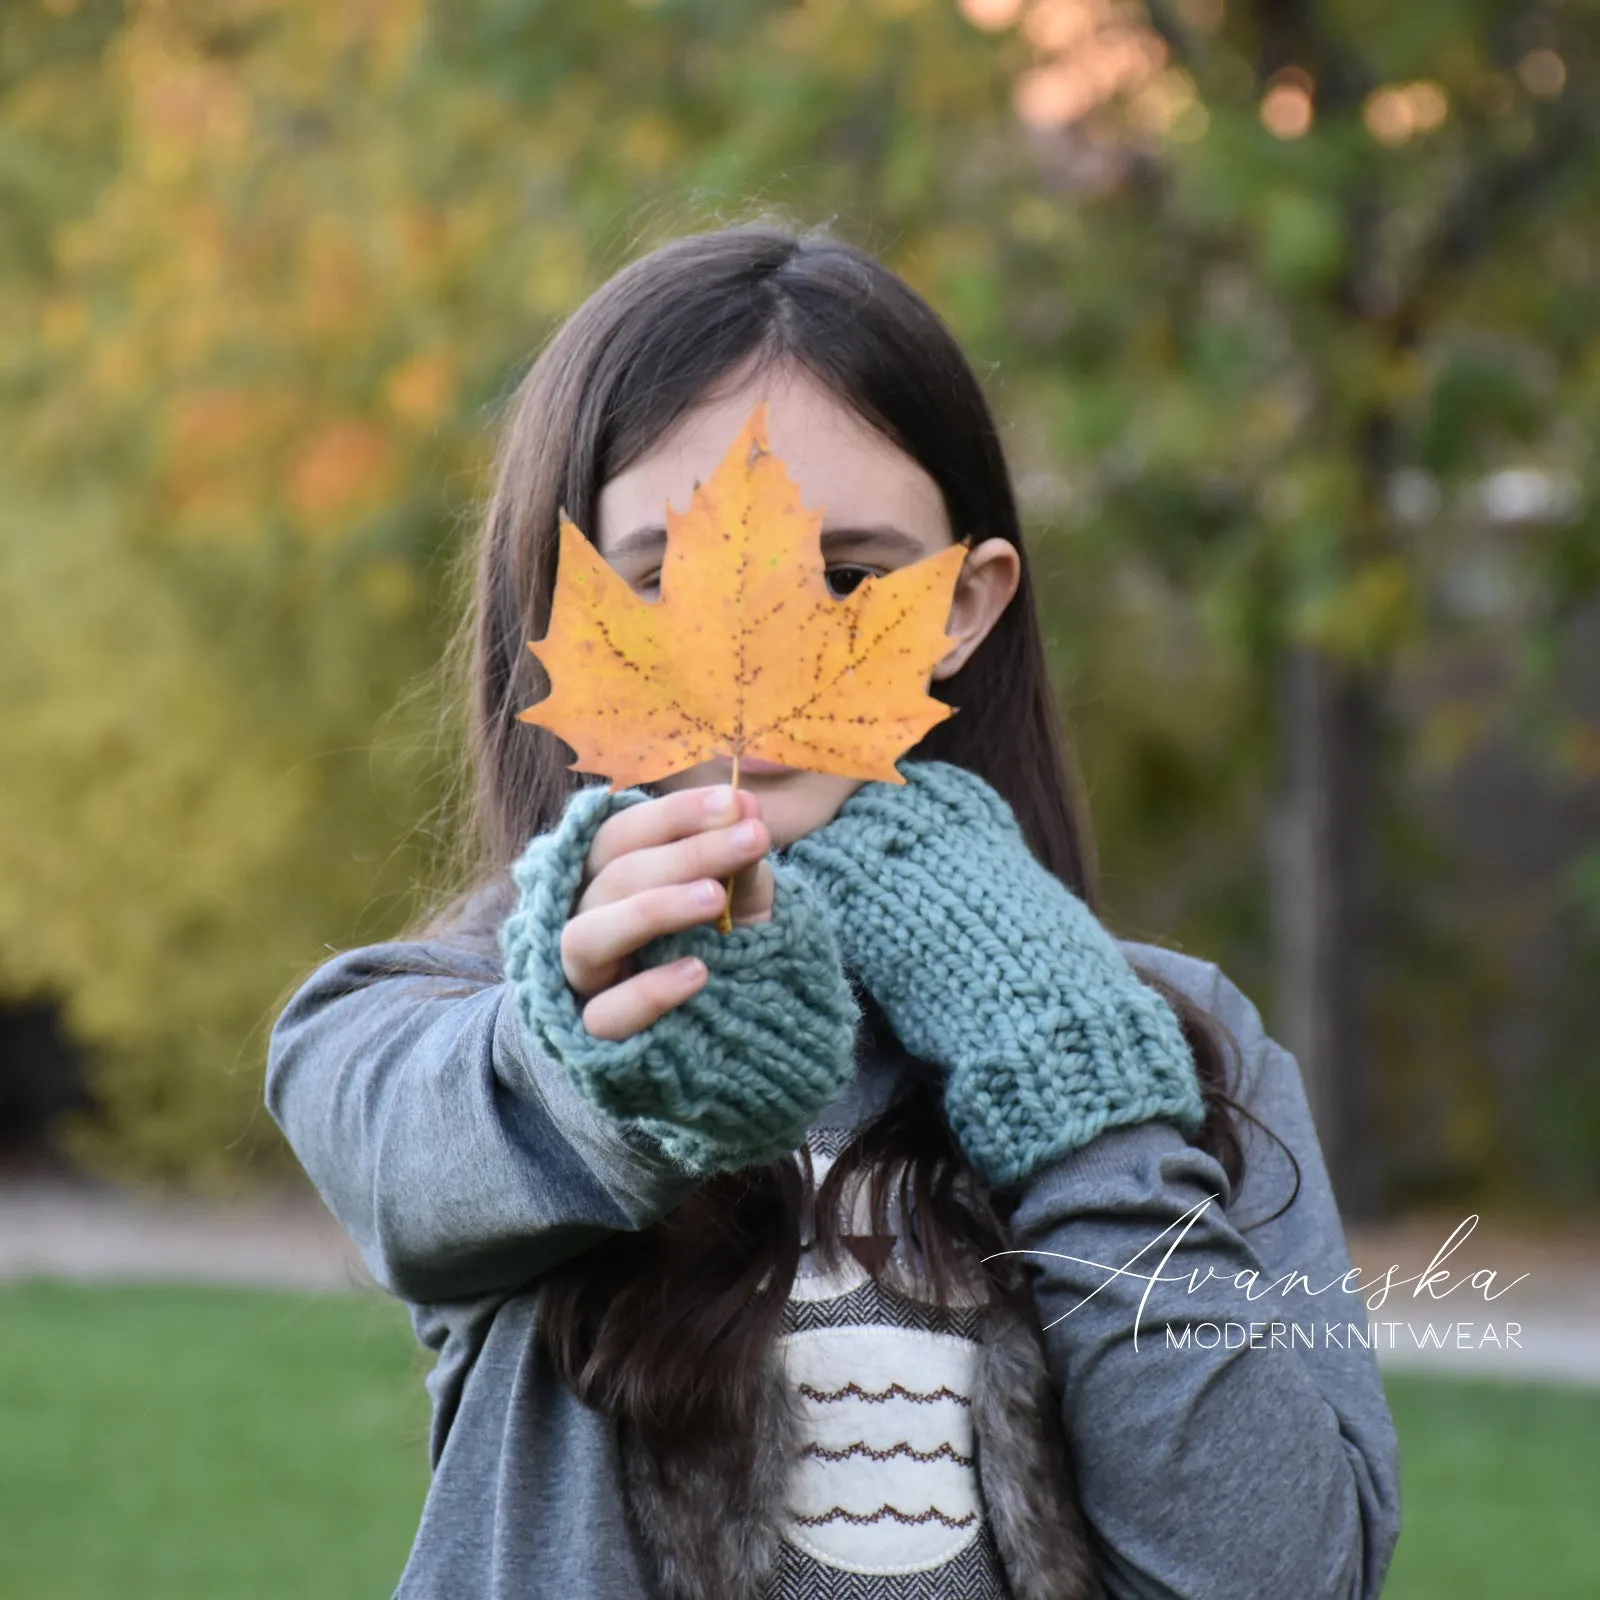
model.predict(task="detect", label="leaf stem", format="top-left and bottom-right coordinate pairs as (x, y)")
top-left (715, 750), bottom-right (741, 934)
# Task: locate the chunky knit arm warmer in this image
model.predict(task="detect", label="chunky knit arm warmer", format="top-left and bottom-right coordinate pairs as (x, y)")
top-left (499, 782), bottom-right (862, 1177)
top-left (780, 760), bottom-right (1204, 1188)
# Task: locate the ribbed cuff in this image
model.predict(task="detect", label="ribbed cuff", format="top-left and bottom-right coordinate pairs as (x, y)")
top-left (944, 1036), bottom-right (1207, 1189)
top-left (499, 787), bottom-right (861, 1177)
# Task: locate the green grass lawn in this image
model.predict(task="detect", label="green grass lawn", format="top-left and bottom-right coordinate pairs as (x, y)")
top-left (1, 1280), bottom-right (1597, 1598)
top-left (1381, 1373), bottom-right (1600, 1599)
top-left (0, 1281), bottom-right (429, 1599)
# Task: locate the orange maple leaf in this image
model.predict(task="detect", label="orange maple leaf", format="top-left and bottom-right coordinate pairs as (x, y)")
top-left (517, 401), bottom-right (968, 924)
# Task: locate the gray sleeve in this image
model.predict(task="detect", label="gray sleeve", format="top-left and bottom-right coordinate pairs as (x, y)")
top-left (1003, 944), bottom-right (1402, 1600)
top-left (265, 939), bottom-right (704, 1304)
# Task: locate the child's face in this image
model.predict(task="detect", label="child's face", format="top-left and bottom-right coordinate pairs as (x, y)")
top-left (594, 360), bottom-right (1020, 846)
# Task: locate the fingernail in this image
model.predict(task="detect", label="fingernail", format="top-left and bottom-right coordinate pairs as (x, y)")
top-left (704, 785), bottom-right (736, 821)
top-left (693, 879), bottom-right (724, 906)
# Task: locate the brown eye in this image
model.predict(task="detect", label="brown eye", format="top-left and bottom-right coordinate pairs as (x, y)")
top-left (639, 565), bottom-right (877, 599)
top-left (825, 565), bottom-right (876, 599)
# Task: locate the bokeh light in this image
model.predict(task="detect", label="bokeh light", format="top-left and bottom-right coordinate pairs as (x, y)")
top-left (1363, 81), bottom-right (1450, 145)
top-left (960, 0), bottom-right (1026, 30)
top-left (1008, 0), bottom-right (1169, 130)
top-left (1519, 48), bottom-right (1567, 98)
top-left (1260, 69), bottom-right (1314, 140)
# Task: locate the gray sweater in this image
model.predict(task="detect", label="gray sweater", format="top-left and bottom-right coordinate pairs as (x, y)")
top-left (266, 935), bottom-right (1401, 1599)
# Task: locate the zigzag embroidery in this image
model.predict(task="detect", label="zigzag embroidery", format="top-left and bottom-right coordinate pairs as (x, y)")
top-left (802, 1439), bottom-right (974, 1466)
top-left (793, 1504), bottom-right (978, 1530)
top-left (796, 1379), bottom-right (971, 1406)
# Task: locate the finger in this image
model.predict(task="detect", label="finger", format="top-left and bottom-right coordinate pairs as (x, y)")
top-left (563, 877), bottom-right (731, 998)
top-left (579, 953), bottom-right (708, 1042)
top-left (584, 801), bottom-right (771, 913)
top-left (587, 782), bottom-right (757, 883)
top-left (726, 856), bottom-right (775, 927)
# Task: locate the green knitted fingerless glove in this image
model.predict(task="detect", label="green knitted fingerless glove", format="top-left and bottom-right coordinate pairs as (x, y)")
top-left (498, 781), bottom-right (862, 1177)
top-left (780, 759), bottom-right (1204, 1188)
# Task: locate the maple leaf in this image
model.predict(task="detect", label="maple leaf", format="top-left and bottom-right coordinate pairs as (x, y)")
top-left (518, 401), bottom-right (967, 795)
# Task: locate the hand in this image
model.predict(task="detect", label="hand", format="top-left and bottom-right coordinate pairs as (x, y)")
top-left (780, 760), bottom-right (1204, 1187)
top-left (500, 778), bottom-right (861, 1177)
top-left (564, 783), bottom-right (774, 1041)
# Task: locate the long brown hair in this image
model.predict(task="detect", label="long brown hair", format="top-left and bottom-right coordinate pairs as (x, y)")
top-left (412, 219), bottom-right (1291, 1452)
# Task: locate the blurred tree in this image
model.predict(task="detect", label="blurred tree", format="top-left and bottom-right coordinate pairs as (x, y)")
top-left (962, 0), bottom-right (1600, 1217)
top-left (1, 0), bottom-right (1595, 1205)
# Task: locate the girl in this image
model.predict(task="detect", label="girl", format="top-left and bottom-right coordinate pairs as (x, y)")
top-left (267, 222), bottom-right (1401, 1600)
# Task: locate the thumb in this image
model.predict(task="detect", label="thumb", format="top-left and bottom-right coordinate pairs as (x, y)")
top-left (728, 855), bottom-right (775, 927)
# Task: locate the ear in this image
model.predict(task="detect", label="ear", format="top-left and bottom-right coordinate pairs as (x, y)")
top-left (930, 537), bottom-right (1023, 681)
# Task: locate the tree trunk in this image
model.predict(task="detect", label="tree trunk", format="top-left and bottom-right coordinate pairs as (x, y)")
top-left (1270, 644), bottom-right (1384, 1221)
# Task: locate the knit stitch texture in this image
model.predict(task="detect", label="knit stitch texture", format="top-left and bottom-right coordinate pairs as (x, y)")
top-left (779, 759), bottom-right (1205, 1187)
top-left (498, 781), bottom-right (862, 1176)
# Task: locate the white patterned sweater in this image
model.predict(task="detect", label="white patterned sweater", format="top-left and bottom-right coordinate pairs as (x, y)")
top-left (761, 1121), bottom-right (1013, 1600)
